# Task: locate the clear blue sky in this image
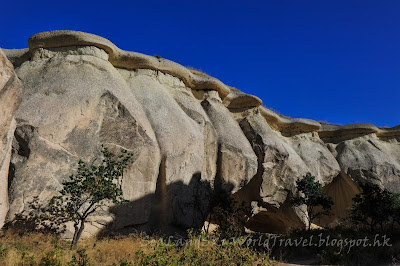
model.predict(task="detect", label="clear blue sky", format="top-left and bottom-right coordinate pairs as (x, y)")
top-left (1, 0), bottom-right (399, 127)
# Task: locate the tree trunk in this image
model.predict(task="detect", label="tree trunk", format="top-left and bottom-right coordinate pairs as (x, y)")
top-left (71, 222), bottom-right (79, 248)
top-left (71, 220), bottom-right (85, 249)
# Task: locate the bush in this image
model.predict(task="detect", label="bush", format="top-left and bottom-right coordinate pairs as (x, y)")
top-left (40, 245), bottom-right (63, 266)
top-left (68, 248), bottom-right (91, 266)
top-left (0, 243), bottom-right (7, 260)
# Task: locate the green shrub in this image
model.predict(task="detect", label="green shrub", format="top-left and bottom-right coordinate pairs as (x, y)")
top-left (68, 248), bottom-right (91, 266)
top-left (0, 243), bottom-right (7, 260)
top-left (40, 245), bottom-right (63, 266)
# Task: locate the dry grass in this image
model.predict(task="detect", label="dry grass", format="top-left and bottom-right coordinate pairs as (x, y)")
top-left (0, 230), bottom-right (147, 265)
top-left (186, 66), bottom-right (210, 77)
top-left (263, 106), bottom-right (292, 120)
top-left (0, 229), bottom-right (274, 265)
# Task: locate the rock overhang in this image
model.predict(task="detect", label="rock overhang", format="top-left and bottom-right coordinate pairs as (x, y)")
top-left (2, 30), bottom-right (399, 137)
top-left (0, 30), bottom-right (399, 235)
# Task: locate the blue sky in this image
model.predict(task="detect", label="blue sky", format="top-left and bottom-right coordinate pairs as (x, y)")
top-left (1, 0), bottom-right (399, 127)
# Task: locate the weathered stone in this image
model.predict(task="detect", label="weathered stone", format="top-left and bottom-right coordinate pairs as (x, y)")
top-left (28, 30), bottom-right (231, 99)
top-left (319, 171), bottom-right (360, 227)
top-left (0, 49), bottom-right (22, 228)
top-left (201, 95), bottom-right (258, 193)
top-left (222, 90), bottom-right (262, 109)
top-left (287, 132), bottom-right (340, 186)
top-left (259, 106), bottom-right (321, 133)
top-left (246, 200), bottom-right (307, 233)
top-left (234, 109), bottom-right (304, 204)
top-left (118, 68), bottom-right (216, 230)
top-left (335, 134), bottom-right (400, 192)
top-left (7, 48), bottom-right (160, 236)
top-left (1, 30), bottom-right (400, 236)
top-left (2, 48), bottom-right (30, 68)
top-left (319, 123), bottom-right (379, 139)
top-left (233, 108), bottom-right (339, 230)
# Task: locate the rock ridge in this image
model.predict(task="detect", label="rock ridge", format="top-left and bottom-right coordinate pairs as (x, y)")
top-left (0, 30), bottom-right (399, 236)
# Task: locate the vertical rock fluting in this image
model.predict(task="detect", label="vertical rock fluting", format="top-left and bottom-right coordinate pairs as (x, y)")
top-left (319, 171), bottom-right (360, 227)
top-left (0, 49), bottom-right (22, 227)
top-left (234, 108), bottom-right (308, 232)
top-left (7, 47), bottom-right (161, 236)
top-left (317, 127), bottom-right (400, 226)
top-left (118, 69), bottom-right (217, 230)
top-left (233, 108), bottom-right (340, 232)
top-left (201, 94), bottom-right (258, 193)
top-left (2, 30), bottom-right (400, 235)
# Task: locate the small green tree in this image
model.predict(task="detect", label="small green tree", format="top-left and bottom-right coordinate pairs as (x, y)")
top-left (350, 182), bottom-right (396, 232)
top-left (290, 173), bottom-right (333, 230)
top-left (50, 147), bottom-right (132, 249)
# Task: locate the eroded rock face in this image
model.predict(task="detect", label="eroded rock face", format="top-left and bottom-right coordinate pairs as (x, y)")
top-left (235, 109), bottom-right (308, 206)
top-left (118, 68), bottom-right (217, 230)
top-left (319, 171), bottom-right (360, 227)
top-left (1, 30), bottom-right (400, 236)
top-left (233, 108), bottom-right (340, 232)
top-left (335, 134), bottom-right (400, 192)
top-left (201, 95), bottom-right (258, 193)
top-left (287, 132), bottom-right (340, 186)
top-left (0, 49), bottom-right (22, 228)
top-left (7, 47), bottom-right (161, 236)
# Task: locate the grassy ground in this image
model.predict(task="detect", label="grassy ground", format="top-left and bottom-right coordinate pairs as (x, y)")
top-left (266, 226), bottom-right (400, 265)
top-left (0, 229), bottom-right (274, 265)
top-left (2, 225), bottom-right (397, 265)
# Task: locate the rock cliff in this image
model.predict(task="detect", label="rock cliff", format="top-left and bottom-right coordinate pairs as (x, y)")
top-left (0, 49), bottom-right (22, 228)
top-left (1, 30), bottom-right (399, 236)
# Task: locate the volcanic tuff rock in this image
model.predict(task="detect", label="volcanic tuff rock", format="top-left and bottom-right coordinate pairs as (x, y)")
top-left (0, 49), bottom-right (22, 228)
top-left (1, 30), bottom-right (399, 236)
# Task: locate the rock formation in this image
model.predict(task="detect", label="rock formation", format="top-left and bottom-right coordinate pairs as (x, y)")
top-left (0, 49), bottom-right (22, 228)
top-left (0, 30), bottom-right (399, 236)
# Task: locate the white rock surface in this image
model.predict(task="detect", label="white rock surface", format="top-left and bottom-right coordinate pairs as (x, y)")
top-left (7, 48), bottom-right (160, 235)
top-left (1, 31), bottom-right (399, 235)
top-left (0, 49), bottom-right (22, 228)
